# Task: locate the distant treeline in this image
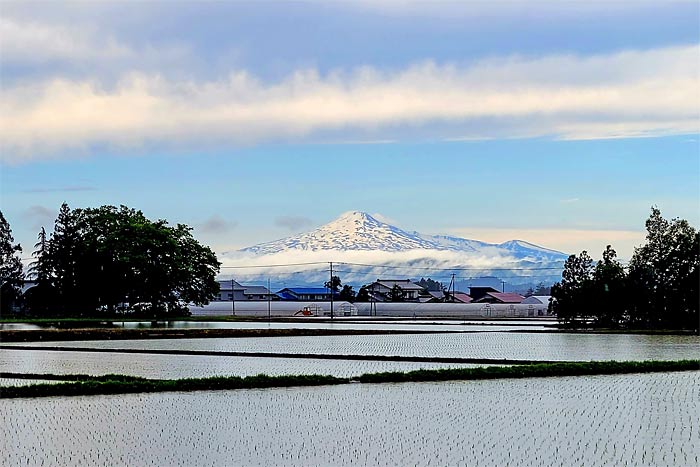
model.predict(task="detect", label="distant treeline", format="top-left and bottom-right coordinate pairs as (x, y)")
top-left (551, 207), bottom-right (699, 331)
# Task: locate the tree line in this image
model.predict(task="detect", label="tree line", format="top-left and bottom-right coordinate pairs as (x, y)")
top-left (323, 276), bottom-right (408, 302)
top-left (551, 208), bottom-right (699, 330)
top-left (1, 204), bottom-right (220, 317)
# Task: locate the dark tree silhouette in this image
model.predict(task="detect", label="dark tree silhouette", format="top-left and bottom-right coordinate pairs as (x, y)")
top-left (627, 207), bottom-right (699, 329)
top-left (324, 275), bottom-right (342, 292)
top-left (355, 285), bottom-right (370, 302)
top-left (551, 207), bottom-right (698, 331)
top-left (0, 211), bottom-right (24, 314)
top-left (339, 284), bottom-right (356, 302)
top-left (27, 204), bottom-right (220, 317)
top-left (550, 251), bottom-right (594, 325)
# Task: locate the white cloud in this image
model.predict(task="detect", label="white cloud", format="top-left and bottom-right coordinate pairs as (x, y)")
top-left (0, 17), bottom-right (132, 63)
top-left (221, 248), bottom-right (529, 274)
top-left (0, 16), bottom-right (190, 73)
top-left (1, 45), bottom-right (698, 161)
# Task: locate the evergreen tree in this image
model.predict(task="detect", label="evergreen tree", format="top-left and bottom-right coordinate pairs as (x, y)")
top-left (591, 245), bottom-right (627, 327)
top-left (0, 211), bottom-right (24, 314)
top-left (550, 251), bottom-right (594, 325)
top-left (25, 227), bottom-right (55, 315)
top-left (49, 203), bottom-right (81, 314)
top-left (628, 207), bottom-right (699, 329)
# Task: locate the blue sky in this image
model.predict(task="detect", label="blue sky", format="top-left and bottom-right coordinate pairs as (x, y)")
top-left (1, 0), bottom-right (698, 262)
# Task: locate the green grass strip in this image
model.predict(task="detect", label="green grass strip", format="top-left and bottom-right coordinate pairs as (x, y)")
top-left (1, 360), bottom-right (698, 399)
top-left (356, 360), bottom-right (700, 383)
top-left (0, 373), bottom-right (348, 398)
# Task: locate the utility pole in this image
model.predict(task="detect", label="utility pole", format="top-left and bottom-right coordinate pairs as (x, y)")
top-left (450, 273), bottom-right (456, 302)
top-left (231, 278), bottom-right (235, 317)
top-left (329, 261), bottom-right (334, 319)
top-left (267, 277), bottom-right (271, 322)
top-left (501, 280), bottom-right (506, 293)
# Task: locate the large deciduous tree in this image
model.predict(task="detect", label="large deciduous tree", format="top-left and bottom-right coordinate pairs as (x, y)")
top-left (28, 204), bottom-right (220, 317)
top-left (0, 211), bottom-right (24, 314)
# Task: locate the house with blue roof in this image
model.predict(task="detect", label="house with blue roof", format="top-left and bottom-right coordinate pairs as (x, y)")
top-left (276, 287), bottom-right (339, 301)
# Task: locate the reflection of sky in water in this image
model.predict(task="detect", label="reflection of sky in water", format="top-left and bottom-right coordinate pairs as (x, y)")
top-left (12, 332), bottom-right (700, 362)
top-left (1, 319), bottom-right (554, 332)
top-left (2, 372), bottom-right (698, 466)
top-left (0, 349), bottom-right (487, 379)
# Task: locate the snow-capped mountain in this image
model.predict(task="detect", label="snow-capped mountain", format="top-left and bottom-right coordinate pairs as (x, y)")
top-left (241, 211), bottom-right (566, 263)
top-left (226, 212), bottom-right (568, 289)
top-left (243, 211), bottom-right (444, 253)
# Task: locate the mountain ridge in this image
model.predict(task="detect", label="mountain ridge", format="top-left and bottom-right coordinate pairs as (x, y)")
top-left (241, 211), bottom-right (567, 262)
top-left (226, 211), bottom-right (567, 289)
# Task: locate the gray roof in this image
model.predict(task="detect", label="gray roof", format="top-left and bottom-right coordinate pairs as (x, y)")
top-left (374, 279), bottom-right (425, 291)
top-left (217, 281), bottom-right (272, 295)
top-left (242, 286), bottom-right (271, 295)
top-left (217, 280), bottom-right (245, 291)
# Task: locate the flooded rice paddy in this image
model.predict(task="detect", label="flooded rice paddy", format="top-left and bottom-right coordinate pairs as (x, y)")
top-left (13, 331), bottom-right (700, 362)
top-left (0, 319), bottom-right (554, 332)
top-left (3, 322), bottom-right (698, 466)
top-left (0, 349), bottom-right (487, 379)
top-left (2, 371), bottom-right (698, 466)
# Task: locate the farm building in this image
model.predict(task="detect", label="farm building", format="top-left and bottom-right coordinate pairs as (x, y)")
top-left (365, 279), bottom-right (426, 302)
top-left (522, 295), bottom-right (553, 316)
top-left (215, 280), bottom-right (277, 301)
top-left (445, 292), bottom-right (472, 303)
top-left (474, 292), bottom-right (525, 304)
top-left (189, 300), bottom-right (357, 317)
top-left (468, 286), bottom-right (501, 301)
top-left (276, 287), bottom-right (338, 301)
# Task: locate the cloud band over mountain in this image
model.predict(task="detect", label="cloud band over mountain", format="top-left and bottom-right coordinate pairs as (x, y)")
top-left (2, 45), bottom-right (697, 161)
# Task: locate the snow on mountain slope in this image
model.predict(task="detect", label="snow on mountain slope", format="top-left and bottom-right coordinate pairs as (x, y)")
top-left (241, 211), bottom-right (567, 262)
top-left (243, 211), bottom-right (439, 254)
top-left (226, 211), bottom-right (568, 287)
top-left (497, 240), bottom-right (568, 257)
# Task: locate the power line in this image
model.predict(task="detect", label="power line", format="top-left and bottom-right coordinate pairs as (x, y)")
top-left (218, 260), bottom-right (567, 271)
top-left (335, 261), bottom-right (565, 272)
top-left (220, 261), bottom-right (328, 269)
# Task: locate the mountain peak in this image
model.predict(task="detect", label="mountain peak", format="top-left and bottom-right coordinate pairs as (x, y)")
top-left (327, 211), bottom-right (385, 229)
top-left (243, 210), bottom-right (435, 253)
top-left (241, 211), bottom-right (567, 259)
top-left (337, 210), bottom-right (373, 220)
